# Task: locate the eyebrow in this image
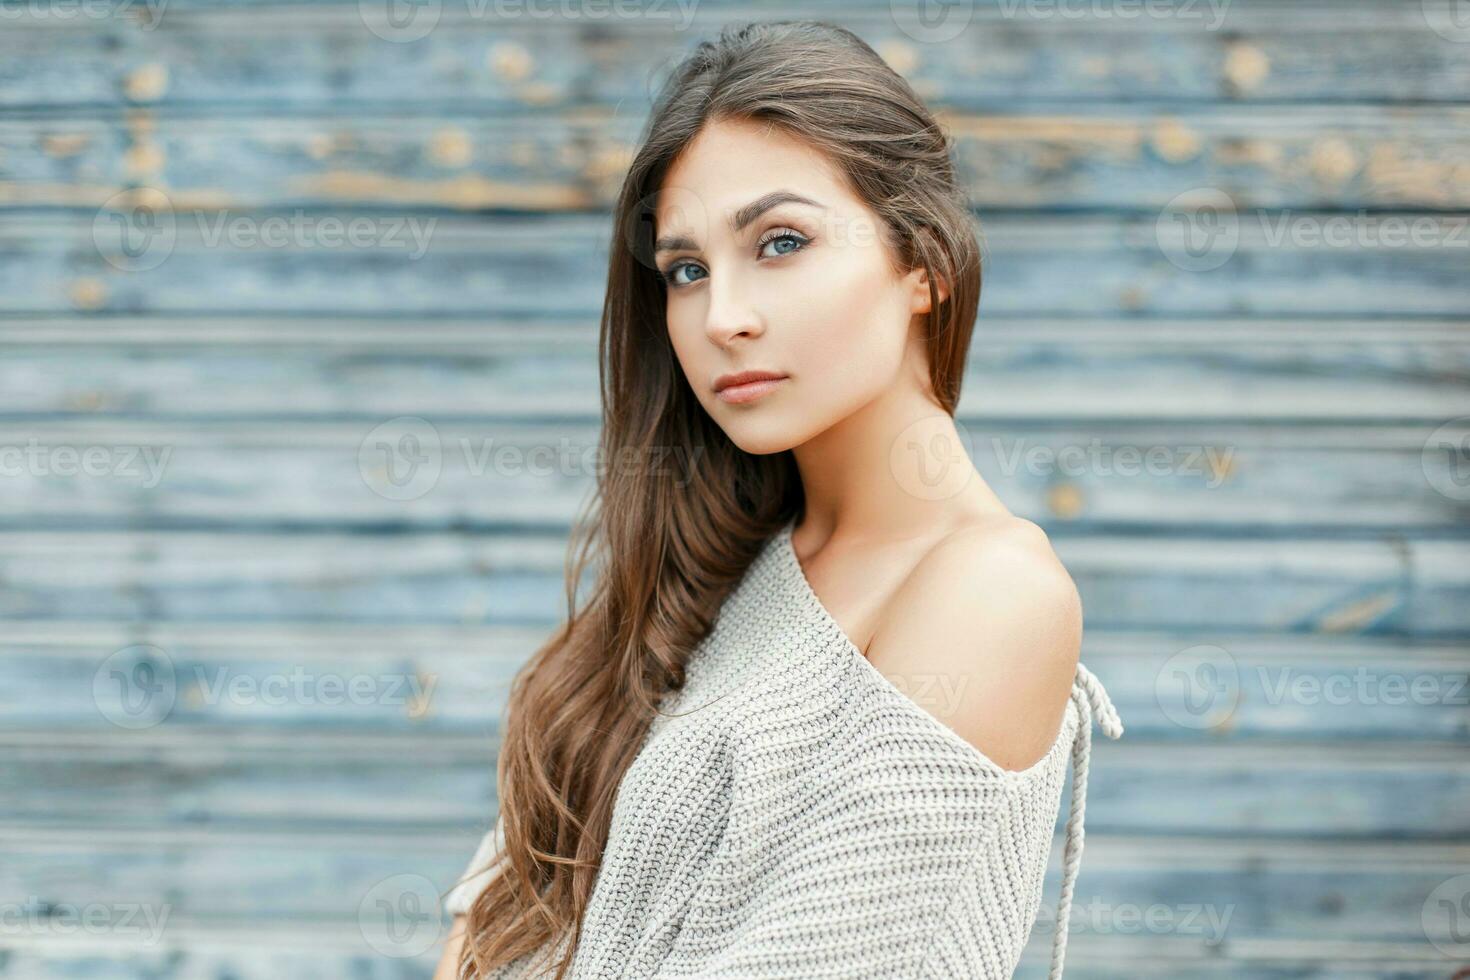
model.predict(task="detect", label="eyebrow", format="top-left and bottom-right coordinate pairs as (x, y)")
top-left (653, 190), bottom-right (825, 255)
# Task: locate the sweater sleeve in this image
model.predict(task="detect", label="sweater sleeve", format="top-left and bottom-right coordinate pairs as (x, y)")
top-left (443, 812), bottom-right (506, 917)
top-left (650, 722), bottom-right (1016, 979)
top-left (915, 777), bottom-right (1058, 978)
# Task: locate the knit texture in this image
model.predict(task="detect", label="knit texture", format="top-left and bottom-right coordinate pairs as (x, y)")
top-left (444, 517), bottom-right (1124, 978)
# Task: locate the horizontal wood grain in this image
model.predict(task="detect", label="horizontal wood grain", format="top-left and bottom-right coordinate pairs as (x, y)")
top-left (3, 625), bottom-right (1466, 740)
top-left (0, 934), bottom-right (1458, 980)
top-left (5, 103), bottom-right (1469, 210)
top-left (0, 531), bottom-right (1463, 632)
top-left (1, 318), bottom-right (1466, 423)
top-left (5, 729), bottom-right (1467, 837)
top-left (5, 213), bottom-right (1467, 316)
top-left (3, 829), bottom-right (1465, 946)
top-left (2, 0), bottom-right (1467, 110)
top-left (0, 420), bottom-right (1466, 532)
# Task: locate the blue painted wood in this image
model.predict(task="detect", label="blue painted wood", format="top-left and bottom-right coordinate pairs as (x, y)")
top-left (5, 105), bottom-right (1468, 210)
top-left (0, 422), bottom-right (1466, 532)
top-left (4, 213), bottom-right (1468, 316)
top-left (5, 629), bottom-right (1466, 741)
top-left (2, 1), bottom-right (1467, 109)
top-left (6, 734), bottom-right (1468, 837)
top-left (1, 320), bottom-right (1467, 422)
top-left (2, 830), bottom-right (1464, 945)
top-left (0, 532), bottom-right (1464, 633)
top-left (2, 0), bottom-right (1467, 974)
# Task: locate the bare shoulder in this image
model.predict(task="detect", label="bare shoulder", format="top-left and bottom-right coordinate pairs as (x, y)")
top-left (864, 517), bottom-right (1082, 772)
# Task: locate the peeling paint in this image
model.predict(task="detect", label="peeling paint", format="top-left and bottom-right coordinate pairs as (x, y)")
top-left (1217, 139), bottom-right (1282, 167)
top-left (940, 113), bottom-right (1144, 148)
top-left (1151, 119), bottom-right (1201, 163)
top-left (1224, 42), bottom-right (1270, 93)
top-left (876, 40), bottom-right (918, 77)
top-left (125, 141), bottom-right (165, 180)
top-left (69, 278), bottom-right (107, 311)
top-left (306, 134), bottom-right (335, 161)
top-left (1318, 592), bottom-right (1397, 633)
top-left (0, 182), bottom-right (117, 206)
top-left (290, 170), bottom-right (589, 210)
top-left (488, 41), bottom-right (534, 83)
top-left (124, 63), bottom-right (170, 102)
top-left (428, 127), bottom-right (473, 169)
top-left (1309, 137), bottom-right (1359, 186)
top-left (1365, 143), bottom-right (1469, 206)
top-left (1207, 449), bottom-right (1237, 484)
top-left (1046, 482), bottom-right (1085, 519)
top-left (582, 145), bottom-right (634, 184)
top-left (41, 133), bottom-right (92, 158)
top-left (516, 82), bottom-right (558, 106)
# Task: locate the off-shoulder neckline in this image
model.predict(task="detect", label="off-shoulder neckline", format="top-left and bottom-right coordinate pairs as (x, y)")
top-left (772, 516), bottom-right (1079, 781)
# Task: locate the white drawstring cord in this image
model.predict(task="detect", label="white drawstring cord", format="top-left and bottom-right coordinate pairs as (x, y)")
top-left (1048, 662), bottom-right (1125, 980)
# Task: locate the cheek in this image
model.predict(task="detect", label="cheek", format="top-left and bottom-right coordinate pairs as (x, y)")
top-left (664, 305), bottom-right (704, 374)
top-left (787, 250), bottom-right (910, 389)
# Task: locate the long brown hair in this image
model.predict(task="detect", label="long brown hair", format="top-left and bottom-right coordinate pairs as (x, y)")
top-left (455, 19), bottom-right (982, 978)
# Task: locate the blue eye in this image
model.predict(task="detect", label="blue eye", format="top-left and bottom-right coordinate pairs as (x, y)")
top-left (660, 228), bottom-right (811, 289)
top-left (662, 261), bottom-right (706, 287)
top-left (758, 230), bottom-right (809, 259)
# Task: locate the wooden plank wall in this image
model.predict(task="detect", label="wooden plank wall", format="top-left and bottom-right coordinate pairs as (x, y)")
top-left (2, 0), bottom-right (1468, 976)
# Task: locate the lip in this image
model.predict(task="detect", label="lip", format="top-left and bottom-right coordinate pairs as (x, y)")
top-left (713, 370), bottom-right (788, 404)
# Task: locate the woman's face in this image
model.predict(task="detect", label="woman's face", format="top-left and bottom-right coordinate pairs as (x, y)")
top-left (653, 117), bottom-right (940, 455)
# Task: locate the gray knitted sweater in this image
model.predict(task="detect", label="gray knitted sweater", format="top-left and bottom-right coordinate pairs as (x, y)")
top-left (444, 517), bottom-right (1124, 978)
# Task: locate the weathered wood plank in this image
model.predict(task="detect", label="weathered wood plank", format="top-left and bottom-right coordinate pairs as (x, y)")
top-left (4, 830), bottom-right (1465, 946)
top-left (2, 423), bottom-right (1470, 531)
top-left (0, 935), bottom-right (1456, 980)
top-left (2, 1), bottom-right (1467, 109)
top-left (3, 625), bottom-right (1465, 741)
top-left (0, 532), bottom-right (1463, 633)
top-left (4, 213), bottom-right (1466, 316)
top-left (6, 104), bottom-right (1470, 210)
top-left (5, 731), bottom-right (1468, 837)
top-left (0, 421), bottom-right (1466, 533)
top-left (1, 319), bottom-right (1466, 423)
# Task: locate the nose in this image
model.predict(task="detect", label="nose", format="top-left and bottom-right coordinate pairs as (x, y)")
top-left (703, 268), bottom-right (764, 347)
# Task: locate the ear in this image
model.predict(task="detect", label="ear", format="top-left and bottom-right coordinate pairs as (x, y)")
top-left (908, 262), bottom-right (950, 317)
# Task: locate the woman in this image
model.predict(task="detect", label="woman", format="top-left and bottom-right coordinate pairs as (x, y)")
top-left (435, 20), bottom-right (1122, 979)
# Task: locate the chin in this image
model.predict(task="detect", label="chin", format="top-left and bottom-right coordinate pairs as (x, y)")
top-left (719, 422), bottom-right (800, 457)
